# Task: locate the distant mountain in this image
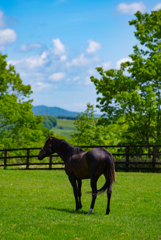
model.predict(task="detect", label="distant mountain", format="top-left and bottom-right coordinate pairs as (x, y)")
top-left (32, 105), bottom-right (79, 117)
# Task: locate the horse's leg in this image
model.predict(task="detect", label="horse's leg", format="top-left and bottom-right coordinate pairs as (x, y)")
top-left (106, 185), bottom-right (112, 215)
top-left (77, 179), bottom-right (82, 210)
top-left (68, 175), bottom-right (80, 211)
top-left (87, 177), bottom-right (97, 214)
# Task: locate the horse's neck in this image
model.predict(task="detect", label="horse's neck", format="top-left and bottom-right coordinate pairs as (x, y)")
top-left (54, 141), bottom-right (73, 162)
top-left (56, 149), bottom-right (67, 162)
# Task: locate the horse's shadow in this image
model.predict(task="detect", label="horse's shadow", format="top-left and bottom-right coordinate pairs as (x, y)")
top-left (44, 206), bottom-right (87, 215)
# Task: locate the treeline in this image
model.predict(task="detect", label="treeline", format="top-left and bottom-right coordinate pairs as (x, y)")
top-left (57, 116), bottom-right (78, 120)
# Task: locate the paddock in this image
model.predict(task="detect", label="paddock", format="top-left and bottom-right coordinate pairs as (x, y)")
top-left (0, 170), bottom-right (160, 240)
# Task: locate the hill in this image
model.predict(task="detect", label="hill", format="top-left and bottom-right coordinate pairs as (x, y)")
top-left (32, 105), bottom-right (79, 117)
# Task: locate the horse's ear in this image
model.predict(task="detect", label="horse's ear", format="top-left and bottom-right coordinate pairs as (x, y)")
top-left (48, 134), bottom-right (53, 139)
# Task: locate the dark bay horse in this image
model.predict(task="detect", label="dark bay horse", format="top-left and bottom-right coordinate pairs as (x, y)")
top-left (38, 136), bottom-right (115, 214)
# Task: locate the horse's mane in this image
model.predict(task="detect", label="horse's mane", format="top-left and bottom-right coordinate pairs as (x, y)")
top-left (51, 137), bottom-right (85, 159)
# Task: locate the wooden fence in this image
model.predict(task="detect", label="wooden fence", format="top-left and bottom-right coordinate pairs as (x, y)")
top-left (0, 145), bottom-right (161, 172)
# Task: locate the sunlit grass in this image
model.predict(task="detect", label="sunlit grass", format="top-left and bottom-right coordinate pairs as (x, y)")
top-left (0, 170), bottom-right (161, 240)
top-left (51, 118), bottom-right (75, 139)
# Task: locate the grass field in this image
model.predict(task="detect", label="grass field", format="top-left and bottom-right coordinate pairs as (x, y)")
top-left (51, 118), bottom-right (75, 139)
top-left (0, 171), bottom-right (161, 240)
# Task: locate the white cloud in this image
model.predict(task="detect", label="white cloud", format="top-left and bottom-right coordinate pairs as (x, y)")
top-left (52, 38), bottom-right (65, 55)
top-left (0, 10), bottom-right (17, 49)
top-left (73, 76), bottom-right (80, 81)
top-left (17, 43), bottom-right (41, 52)
top-left (67, 53), bottom-right (90, 67)
top-left (0, 28), bottom-right (17, 46)
top-left (49, 72), bottom-right (65, 81)
top-left (25, 53), bottom-right (48, 69)
top-left (8, 59), bottom-right (21, 66)
top-left (32, 82), bottom-right (52, 92)
top-left (153, 3), bottom-right (161, 11)
top-left (41, 51), bottom-right (48, 60)
top-left (7, 38), bottom-right (107, 93)
top-left (0, 10), bottom-right (5, 28)
top-left (117, 1), bottom-right (146, 14)
top-left (86, 39), bottom-right (101, 53)
top-left (60, 55), bottom-right (67, 61)
top-left (116, 57), bottom-right (132, 69)
top-left (8, 51), bottom-right (48, 70)
top-left (102, 61), bottom-right (111, 70)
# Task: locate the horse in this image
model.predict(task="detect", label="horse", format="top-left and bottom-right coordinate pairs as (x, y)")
top-left (38, 136), bottom-right (115, 215)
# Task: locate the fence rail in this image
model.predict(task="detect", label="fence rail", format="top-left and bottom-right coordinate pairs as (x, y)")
top-left (0, 145), bottom-right (161, 172)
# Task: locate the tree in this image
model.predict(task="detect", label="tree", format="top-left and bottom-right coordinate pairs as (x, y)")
top-left (91, 9), bottom-right (161, 148)
top-left (0, 53), bottom-right (44, 149)
top-left (0, 54), bottom-right (32, 99)
top-left (48, 116), bottom-right (57, 127)
top-left (70, 104), bottom-right (106, 146)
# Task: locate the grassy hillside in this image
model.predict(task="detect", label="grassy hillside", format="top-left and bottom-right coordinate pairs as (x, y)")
top-left (51, 118), bottom-right (75, 139)
top-left (0, 171), bottom-right (161, 240)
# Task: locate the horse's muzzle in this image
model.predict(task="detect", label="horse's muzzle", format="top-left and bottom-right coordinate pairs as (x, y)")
top-left (38, 148), bottom-right (47, 160)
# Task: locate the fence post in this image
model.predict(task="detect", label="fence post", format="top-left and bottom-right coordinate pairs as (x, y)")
top-left (126, 146), bottom-right (129, 172)
top-left (152, 146), bottom-right (156, 173)
top-left (4, 150), bottom-right (7, 170)
top-left (26, 149), bottom-right (30, 169)
top-left (49, 155), bottom-right (52, 169)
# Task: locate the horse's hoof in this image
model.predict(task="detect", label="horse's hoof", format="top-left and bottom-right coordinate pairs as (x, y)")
top-left (76, 205), bottom-right (82, 211)
top-left (79, 203), bottom-right (82, 210)
top-left (87, 208), bottom-right (93, 214)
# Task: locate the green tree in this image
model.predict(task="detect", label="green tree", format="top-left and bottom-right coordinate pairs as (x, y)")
top-left (42, 115), bottom-right (57, 129)
top-left (91, 9), bottom-right (161, 148)
top-left (70, 104), bottom-right (106, 146)
top-left (0, 54), bottom-right (32, 99)
top-left (0, 53), bottom-right (44, 149)
top-left (42, 127), bottom-right (54, 140)
top-left (42, 116), bottom-right (53, 129)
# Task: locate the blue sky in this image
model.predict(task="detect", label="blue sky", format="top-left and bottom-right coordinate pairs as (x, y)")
top-left (0, 0), bottom-right (161, 113)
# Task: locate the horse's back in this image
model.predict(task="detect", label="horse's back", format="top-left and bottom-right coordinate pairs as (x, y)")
top-left (86, 148), bottom-right (112, 162)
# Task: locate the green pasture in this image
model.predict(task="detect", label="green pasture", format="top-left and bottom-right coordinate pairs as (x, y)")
top-left (55, 119), bottom-right (75, 129)
top-left (0, 171), bottom-right (161, 240)
top-left (51, 118), bottom-right (75, 139)
top-left (51, 127), bottom-right (73, 139)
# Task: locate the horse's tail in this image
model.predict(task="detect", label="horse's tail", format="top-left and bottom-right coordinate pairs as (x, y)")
top-left (97, 154), bottom-right (115, 194)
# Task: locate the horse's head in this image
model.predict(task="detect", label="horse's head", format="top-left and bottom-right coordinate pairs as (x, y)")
top-left (38, 135), bottom-right (53, 160)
